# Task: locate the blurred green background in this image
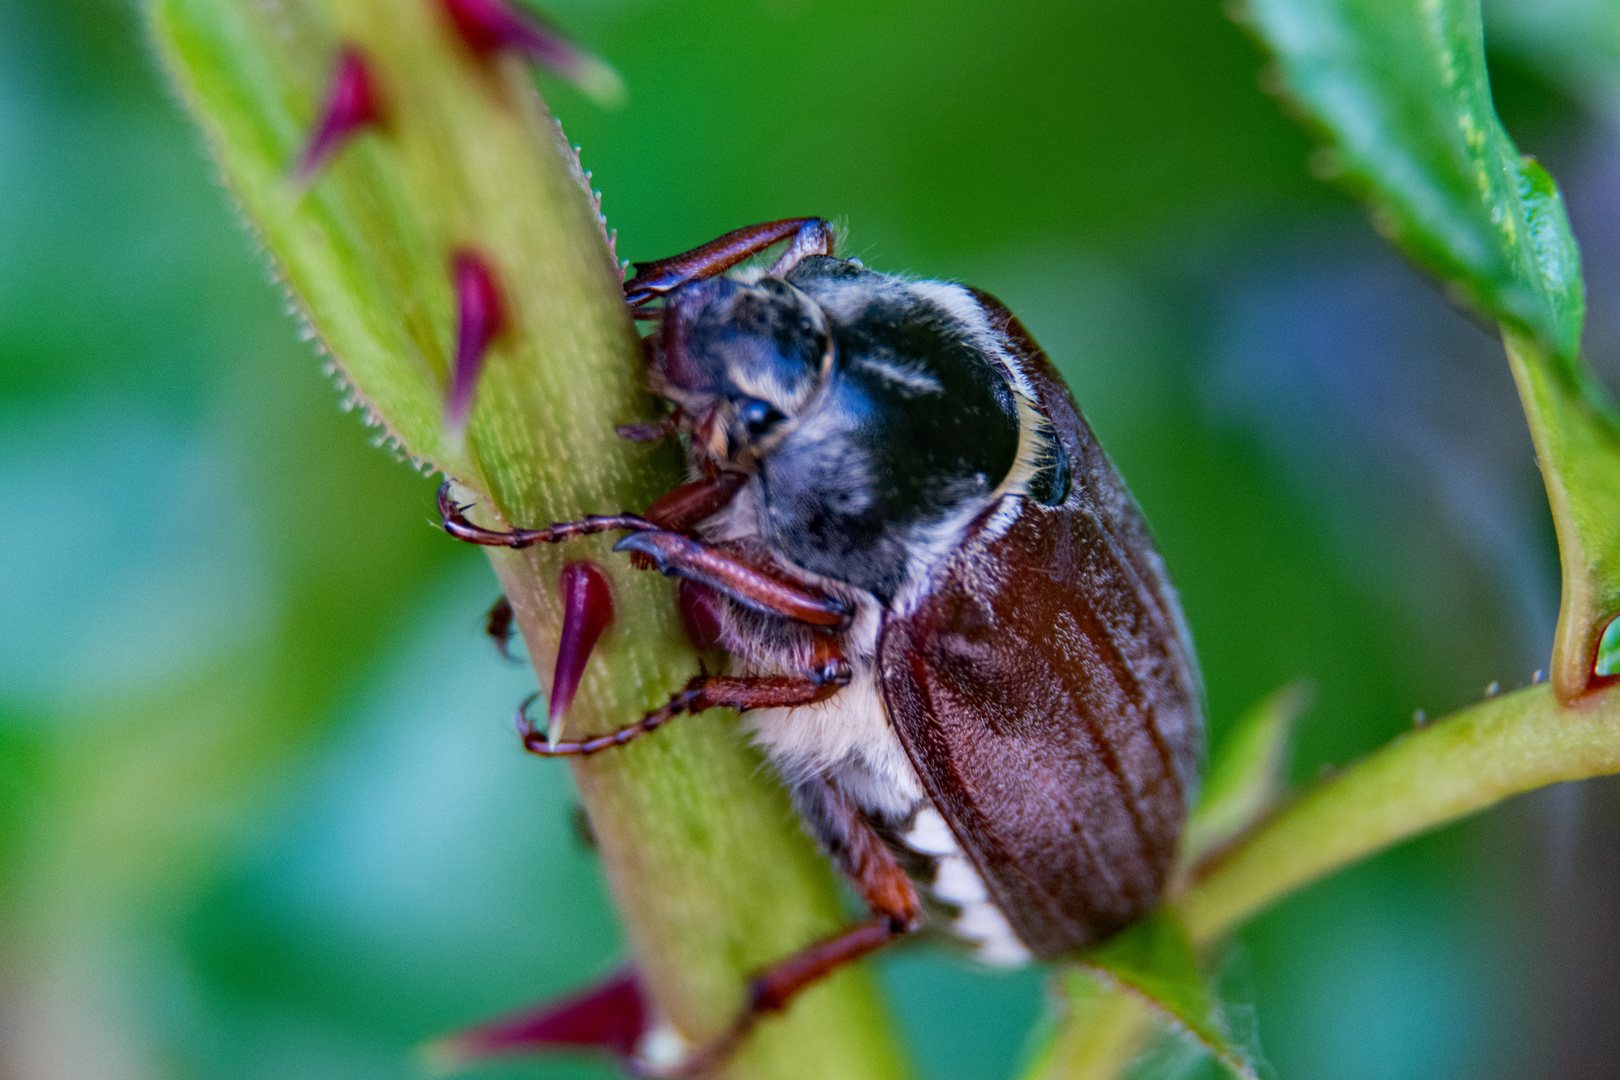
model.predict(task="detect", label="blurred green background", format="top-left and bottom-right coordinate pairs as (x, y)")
top-left (2, 0), bottom-right (1619, 1077)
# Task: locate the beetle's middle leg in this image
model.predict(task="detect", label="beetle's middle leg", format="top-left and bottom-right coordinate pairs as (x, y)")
top-left (440, 479), bottom-right (855, 746)
top-left (514, 657), bottom-right (850, 757)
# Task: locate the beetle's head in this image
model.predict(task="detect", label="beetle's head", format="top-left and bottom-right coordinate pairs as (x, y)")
top-left (651, 273), bottom-right (833, 468)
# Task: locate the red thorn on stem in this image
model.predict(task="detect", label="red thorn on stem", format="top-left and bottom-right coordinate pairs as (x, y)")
top-left (439, 0), bottom-right (626, 105)
top-left (422, 968), bottom-right (648, 1067)
top-left (445, 251), bottom-right (505, 432)
top-left (550, 562), bottom-right (616, 727)
top-left (678, 580), bottom-right (726, 653)
top-left (294, 46), bottom-right (381, 183)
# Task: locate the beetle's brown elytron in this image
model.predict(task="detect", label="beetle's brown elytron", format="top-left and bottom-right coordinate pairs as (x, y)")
top-left (441, 218), bottom-right (1204, 1076)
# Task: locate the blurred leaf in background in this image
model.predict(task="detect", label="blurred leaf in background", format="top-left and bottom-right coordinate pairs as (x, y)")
top-left (2, 0), bottom-right (1619, 1078)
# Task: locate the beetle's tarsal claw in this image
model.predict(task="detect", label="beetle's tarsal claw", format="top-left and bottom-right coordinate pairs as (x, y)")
top-left (445, 251), bottom-right (505, 433)
top-left (420, 967), bottom-right (650, 1069)
top-left (549, 562), bottom-right (616, 736)
top-left (513, 691), bottom-right (545, 743)
top-left (439, 0), bottom-right (626, 106)
top-left (611, 532), bottom-right (671, 572)
top-left (293, 45), bottom-right (382, 185)
top-left (817, 658), bottom-right (853, 687)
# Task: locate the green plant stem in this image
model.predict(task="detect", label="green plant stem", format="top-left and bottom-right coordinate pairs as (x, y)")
top-left (1024, 970), bottom-right (1155, 1080)
top-left (1504, 331), bottom-right (1620, 703)
top-left (1179, 681), bottom-right (1620, 946)
top-left (148, 1), bottom-right (908, 1076)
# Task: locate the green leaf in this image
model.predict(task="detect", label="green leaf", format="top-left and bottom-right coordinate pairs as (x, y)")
top-left (1076, 910), bottom-right (1257, 1080)
top-left (1184, 683), bottom-right (1310, 868)
top-left (1237, 0), bottom-right (1583, 366)
top-left (1240, 0), bottom-right (1620, 701)
top-left (147, 3), bottom-right (909, 1077)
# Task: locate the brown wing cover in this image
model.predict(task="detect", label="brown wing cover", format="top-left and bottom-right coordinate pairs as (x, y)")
top-left (876, 295), bottom-right (1203, 959)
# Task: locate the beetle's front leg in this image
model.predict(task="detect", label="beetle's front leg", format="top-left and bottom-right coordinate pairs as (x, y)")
top-left (438, 482), bottom-right (852, 630)
top-left (623, 218), bottom-right (835, 306)
top-left (440, 480), bottom-right (853, 745)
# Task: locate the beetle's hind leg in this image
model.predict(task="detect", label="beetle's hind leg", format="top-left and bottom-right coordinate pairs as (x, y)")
top-left (633, 922), bottom-right (900, 1079)
top-left (633, 777), bottom-right (923, 1078)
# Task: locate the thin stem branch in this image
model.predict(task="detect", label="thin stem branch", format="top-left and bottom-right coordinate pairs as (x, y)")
top-left (1179, 682), bottom-right (1620, 945)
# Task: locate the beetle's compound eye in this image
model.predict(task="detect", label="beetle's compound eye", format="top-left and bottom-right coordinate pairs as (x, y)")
top-left (739, 397), bottom-right (785, 437)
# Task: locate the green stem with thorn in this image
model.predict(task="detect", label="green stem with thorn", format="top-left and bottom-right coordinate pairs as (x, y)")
top-left (147, 1), bottom-right (909, 1077)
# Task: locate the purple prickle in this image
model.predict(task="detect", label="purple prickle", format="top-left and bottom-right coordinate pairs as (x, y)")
top-left (445, 251), bottom-right (504, 432)
top-left (439, 0), bottom-right (625, 105)
top-left (294, 46), bottom-right (382, 183)
top-left (550, 561), bottom-right (616, 728)
top-left (422, 967), bottom-right (649, 1067)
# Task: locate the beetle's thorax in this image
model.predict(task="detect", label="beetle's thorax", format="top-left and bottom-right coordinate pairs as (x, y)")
top-left (655, 257), bottom-right (1029, 604)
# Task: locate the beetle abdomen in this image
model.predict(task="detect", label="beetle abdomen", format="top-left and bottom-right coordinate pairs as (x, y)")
top-left (876, 302), bottom-right (1203, 958)
top-left (898, 804), bottom-right (1033, 965)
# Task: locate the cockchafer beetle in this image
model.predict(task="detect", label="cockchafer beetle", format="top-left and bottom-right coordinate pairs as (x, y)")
top-left (440, 217), bottom-right (1204, 1076)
